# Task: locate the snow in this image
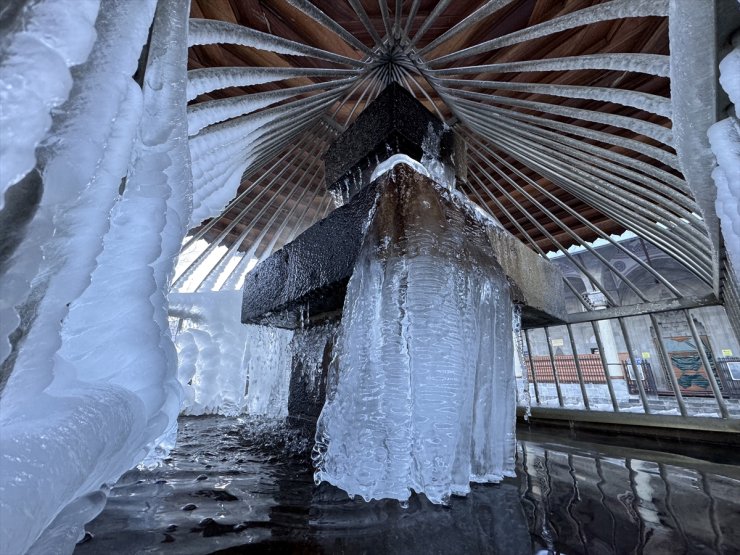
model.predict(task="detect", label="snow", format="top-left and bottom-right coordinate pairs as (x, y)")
top-left (314, 173), bottom-right (516, 504)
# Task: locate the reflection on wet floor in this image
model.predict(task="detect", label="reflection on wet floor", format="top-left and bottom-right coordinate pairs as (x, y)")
top-left (75, 416), bottom-right (740, 555)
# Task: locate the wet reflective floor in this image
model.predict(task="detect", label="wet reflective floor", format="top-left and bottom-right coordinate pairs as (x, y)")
top-left (76, 416), bottom-right (740, 555)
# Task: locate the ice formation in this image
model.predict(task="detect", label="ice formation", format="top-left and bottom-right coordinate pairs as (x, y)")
top-left (188, 18), bottom-right (363, 67)
top-left (0, 1), bottom-right (192, 553)
top-left (708, 46), bottom-right (740, 274)
top-left (187, 79), bottom-right (353, 135)
top-left (452, 88), bottom-right (673, 146)
top-left (187, 66), bottom-right (357, 101)
top-left (369, 154), bottom-right (430, 181)
top-left (244, 325), bottom-right (294, 418)
top-left (314, 168), bottom-right (517, 504)
top-left (441, 79), bottom-right (671, 118)
top-left (421, 123), bottom-right (456, 188)
top-left (187, 87), bottom-right (342, 228)
top-left (430, 53), bottom-right (670, 78)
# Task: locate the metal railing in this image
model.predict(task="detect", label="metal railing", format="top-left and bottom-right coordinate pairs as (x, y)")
top-left (518, 304), bottom-right (739, 421)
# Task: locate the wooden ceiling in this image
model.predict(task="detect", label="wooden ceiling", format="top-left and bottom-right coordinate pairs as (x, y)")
top-left (187, 0), bottom-right (675, 258)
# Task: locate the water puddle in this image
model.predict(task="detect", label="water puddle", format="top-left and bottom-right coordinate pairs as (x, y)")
top-left (75, 416), bottom-right (740, 554)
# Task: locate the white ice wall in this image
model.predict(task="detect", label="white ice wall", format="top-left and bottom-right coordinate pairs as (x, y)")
top-left (170, 291), bottom-right (294, 419)
top-left (172, 291), bottom-right (252, 416)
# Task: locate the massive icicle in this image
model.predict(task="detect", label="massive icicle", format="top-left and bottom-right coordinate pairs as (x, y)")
top-left (0, 0), bottom-right (193, 553)
top-left (0, 2), bottom-right (157, 553)
top-left (314, 165), bottom-right (516, 504)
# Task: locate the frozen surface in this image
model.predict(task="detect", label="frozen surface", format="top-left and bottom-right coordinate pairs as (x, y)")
top-left (187, 88), bottom-right (341, 228)
top-left (314, 171), bottom-right (517, 504)
top-left (431, 54), bottom-right (670, 78)
top-left (73, 415), bottom-right (740, 555)
top-left (187, 80), bottom-right (351, 135)
top-left (188, 18), bottom-right (361, 68)
top-left (1, 2), bottom-right (157, 553)
top-left (187, 66), bottom-right (356, 101)
top-left (708, 47), bottom-right (740, 274)
top-left (720, 47), bottom-right (740, 107)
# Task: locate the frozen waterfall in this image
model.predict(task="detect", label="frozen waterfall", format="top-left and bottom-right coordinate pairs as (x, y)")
top-left (313, 166), bottom-right (517, 504)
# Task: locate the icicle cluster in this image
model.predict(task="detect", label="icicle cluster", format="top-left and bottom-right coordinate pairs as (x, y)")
top-left (314, 166), bottom-right (517, 504)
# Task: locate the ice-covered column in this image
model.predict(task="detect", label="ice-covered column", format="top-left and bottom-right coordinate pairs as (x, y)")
top-left (314, 164), bottom-right (517, 504)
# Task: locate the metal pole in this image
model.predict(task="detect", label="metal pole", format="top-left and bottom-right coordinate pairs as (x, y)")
top-left (461, 129), bottom-right (684, 297)
top-left (543, 326), bottom-right (564, 407)
top-left (617, 317), bottom-right (651, 414)
top-left (459, 178), bottom-right (592, 312)
top-left (565, 323), bottom-right (590, 410)
top-left (649, 313), bottom-right (688, 417)
top-left (524, 329), bottom-right (541, 405)
top-left (684, 309), bottom-right (729, 418)
top-left (590, 321), bottom-right (620, 412)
